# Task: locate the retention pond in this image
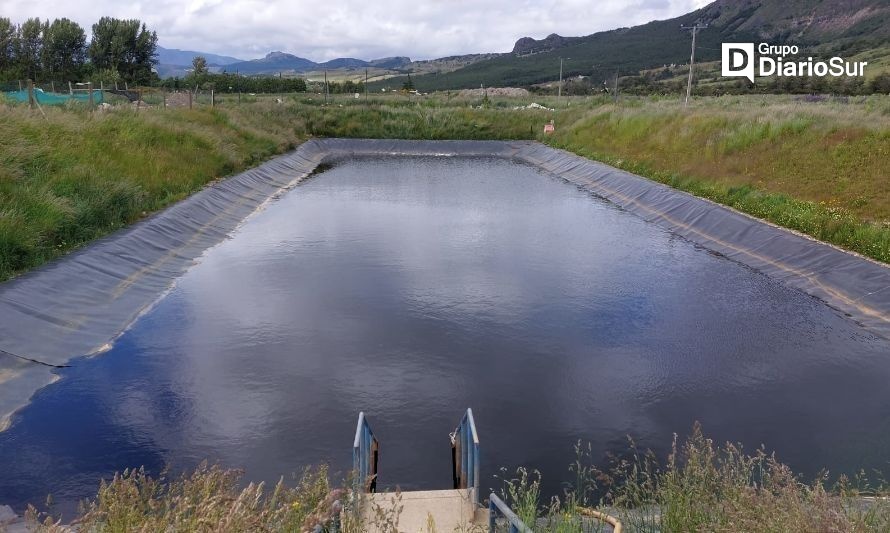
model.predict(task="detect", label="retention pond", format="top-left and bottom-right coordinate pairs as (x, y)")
top-left (2, 153), bottom-right (890, 512)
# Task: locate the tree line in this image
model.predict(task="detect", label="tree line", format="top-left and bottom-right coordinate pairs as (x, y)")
top-left (158, 59), bottom-right (308, 93)
top-left (0, 17), bottom-right (157, 85)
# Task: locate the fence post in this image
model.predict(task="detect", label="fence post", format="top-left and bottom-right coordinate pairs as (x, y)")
top-left (125, 81), bottom-right (128, 91)
top-left (18, 79), bottom-right (22, 91)
top-left (163, 90), bottom-right (167, 109)
top-left (211, 89), bottom-right (214, 108)
top-left (188, 91), bottom-right (192, 109)
top-left (27, 79), bottom-right (35, 109)
top-left (100, 81), bottom-right (104, 92)
top-left (68, 81), bottom-right (73, 95)
top-left (88, 82), bottom-right (94, 107)
top-left (51, 81), bottom-right (55, 93)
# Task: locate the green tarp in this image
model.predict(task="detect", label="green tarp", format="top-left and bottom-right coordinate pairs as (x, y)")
top-left (3, 89), bottom-right (103, 105)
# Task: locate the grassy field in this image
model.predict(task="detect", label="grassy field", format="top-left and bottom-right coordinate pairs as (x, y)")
top-left (1, 92), bottom-right (889, 281)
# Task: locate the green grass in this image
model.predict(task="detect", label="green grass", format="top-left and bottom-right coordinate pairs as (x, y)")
top-left (0, 94), bottom-right (553, 281)
top-left (496, 426), bottom-right (890, 532)
top-left (547, 95), bottom-right (890, 264)
top-left (22, 427), bottom-right (890, 531)
top-left (0, 102), bottom-right (305, 280)
top-left (25, 463), bottom-right (350, 532)
top-left (2, 93), bottom-right (890, 281)
top-left (294, 99), bottom-right (546, 140)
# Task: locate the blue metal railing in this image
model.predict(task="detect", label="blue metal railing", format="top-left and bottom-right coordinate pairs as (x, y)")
top-left (489, 493), bottom-right (533, 533)
top-left (353, 411), bottom-right (379, 492)
top-left (452, 408), bottom-right (480, 504)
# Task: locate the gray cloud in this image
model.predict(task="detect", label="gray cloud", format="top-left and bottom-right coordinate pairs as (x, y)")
top-left (1, 0), bottom-right (711, 61)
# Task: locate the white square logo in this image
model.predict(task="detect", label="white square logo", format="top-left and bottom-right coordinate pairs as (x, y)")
top-left (722, 43), bottom-right (755, 83)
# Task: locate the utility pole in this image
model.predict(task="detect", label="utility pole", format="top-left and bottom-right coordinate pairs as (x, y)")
top-left (558, 57), bottom-right (568, 106)
top-left (590, 65), bottom-right (597, 96)
top-left (365, 68), bottom-right (368, 99)
top-left (681, 23), bottom-right (708, 107)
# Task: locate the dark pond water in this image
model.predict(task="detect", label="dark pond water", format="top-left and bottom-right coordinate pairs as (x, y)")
top-left (2, 156), bottom-right (890, 513)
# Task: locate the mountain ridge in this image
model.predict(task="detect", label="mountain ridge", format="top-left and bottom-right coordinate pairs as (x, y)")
top-left (217, 51), bottom-right (414, 74)
top-left (156, 46), bottom-right (243, 67)
top-left (156, 0), bottom-right (890, 83)
top-left (372, 0), bottom-right (890, 91)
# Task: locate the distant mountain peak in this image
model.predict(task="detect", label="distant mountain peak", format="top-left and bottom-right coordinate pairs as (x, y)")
top-left (369, 56), bottom-right (412, 69)
top-left (220, 51), bottom-right (413, 76)
top-left (156, 46), bottom-right (243, 67)
top-left (226, 51), bottom-right (317, 73)
top-left (512, 33), bottom-right (579, 56)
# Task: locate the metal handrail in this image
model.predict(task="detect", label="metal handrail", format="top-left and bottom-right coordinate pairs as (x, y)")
top-left (353, 412), bottom-right (379, 492)
top-left (488, 493), bottom-right (533, 533)
top-left (452, 408), bottom-right (481, 504)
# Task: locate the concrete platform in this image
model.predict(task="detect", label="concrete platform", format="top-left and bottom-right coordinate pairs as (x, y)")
top-left (362, 489), bottom-right (485, 532)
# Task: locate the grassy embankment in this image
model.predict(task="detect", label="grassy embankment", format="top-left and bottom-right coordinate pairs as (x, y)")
top-left (549, 95), bottom-right (890, 263)
top-left (21, 426), bottom-right (890, 531)
top-left (0, 96), bottom-right (543, 281)
top-left (0, 102), bottom-right (295, 281)
top-left (1, 93), bottom-right (889, 282)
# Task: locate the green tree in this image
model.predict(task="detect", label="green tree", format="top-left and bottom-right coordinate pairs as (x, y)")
top-left (17, 17), bottom-right (43, 80)
top-left (41, 18), bottom-right (86, 81)
top-left (131, 22), bottom-right (158, 84)
top-left (90, 67), bottom-right (121, 86)
top-left (89, 18), bottom-right (157, 84)
top-left (191, 55), bottom-right (208, 76)
top-left (402, 73), bottom-right (414, 92)
top-left (0, 17), bottom-right (16, 78)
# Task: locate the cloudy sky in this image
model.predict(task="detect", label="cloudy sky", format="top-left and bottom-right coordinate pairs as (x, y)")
top-left (3, 0), bottom-right (712, 61)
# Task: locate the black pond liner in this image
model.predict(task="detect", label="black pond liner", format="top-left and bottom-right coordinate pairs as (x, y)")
top-left (1, 139), bottom-right (889, 430)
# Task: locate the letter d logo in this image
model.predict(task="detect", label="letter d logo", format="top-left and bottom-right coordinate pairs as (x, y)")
top-left (722, 43), bottom-right (755, 83)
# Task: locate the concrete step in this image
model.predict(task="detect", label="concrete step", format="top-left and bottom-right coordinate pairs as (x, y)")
top-left (362, 489), bottom-right (484, 532)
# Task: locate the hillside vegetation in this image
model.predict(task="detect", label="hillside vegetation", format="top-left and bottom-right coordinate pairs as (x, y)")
top-left (376, 10), bottom-right (738, 91)
top-left (1, 93), bottom-right (889, 281)
top-left (374, 0), bottom-right (890, 92)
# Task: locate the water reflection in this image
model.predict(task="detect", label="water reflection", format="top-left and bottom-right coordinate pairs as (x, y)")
top-left (2, 156), bottom-right (889, 513)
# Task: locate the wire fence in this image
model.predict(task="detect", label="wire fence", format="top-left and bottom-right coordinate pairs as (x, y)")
top-left (0, 79), bottom-right (296, 111)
